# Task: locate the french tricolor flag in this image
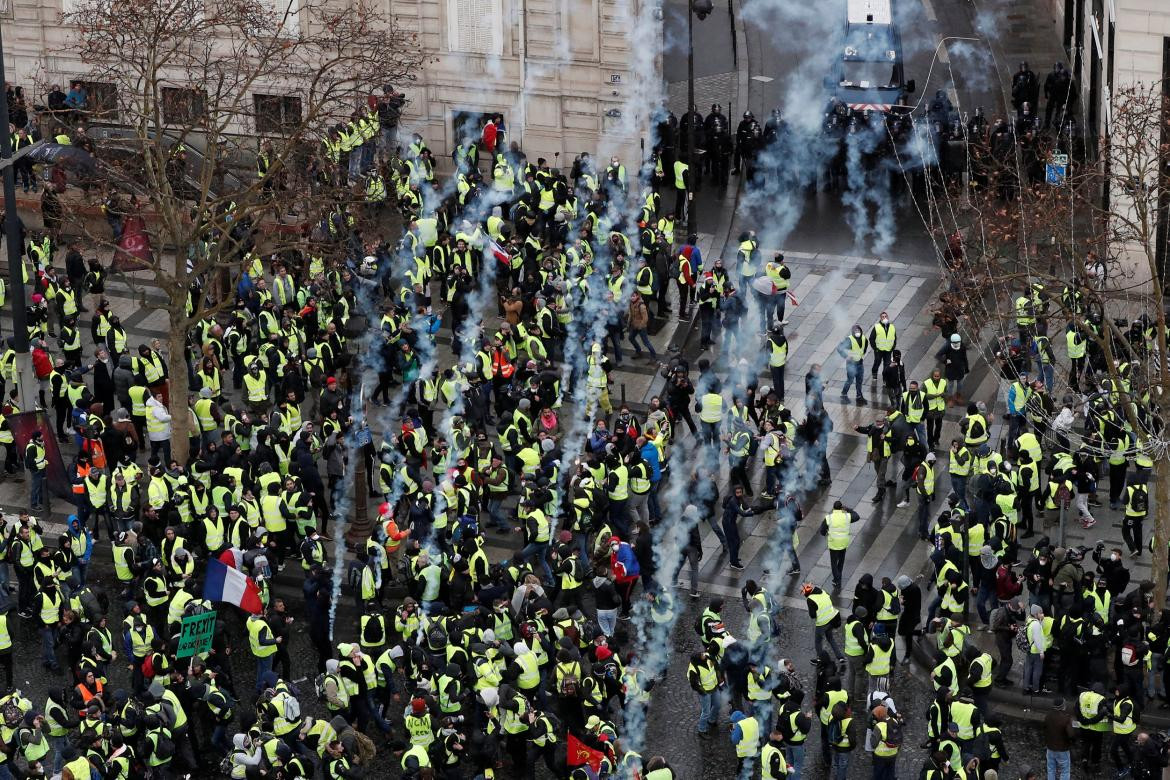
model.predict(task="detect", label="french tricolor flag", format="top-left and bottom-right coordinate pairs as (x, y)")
top-left (488, 240), bottom-right (511, 266)
top-left (203, 557), bottom-right (264, 614)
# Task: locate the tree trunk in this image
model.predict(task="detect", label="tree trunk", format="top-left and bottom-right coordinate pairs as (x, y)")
top-left (1152, 455), bottom-right (1170, 610)
top-left (168, 314), bottom-right (191, 465)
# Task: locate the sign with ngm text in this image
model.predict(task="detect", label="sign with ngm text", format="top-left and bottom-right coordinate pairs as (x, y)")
top-left (176, 612), bottom-right (217, 658)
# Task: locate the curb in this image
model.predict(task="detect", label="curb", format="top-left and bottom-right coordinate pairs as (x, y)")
top-left (663, 0), bottom-right (747, 361)
top-left (909, 633), bottom-right (1170, 728)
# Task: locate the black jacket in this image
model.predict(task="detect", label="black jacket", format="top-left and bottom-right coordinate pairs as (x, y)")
top-left (898, 583), bottom-right (921, 636)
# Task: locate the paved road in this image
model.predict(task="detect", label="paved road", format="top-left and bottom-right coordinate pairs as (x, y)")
top-left (0, 3), bottom-right (1118, 773)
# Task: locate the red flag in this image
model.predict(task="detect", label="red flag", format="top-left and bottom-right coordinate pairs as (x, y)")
top-left (567, 734), bottom-right (604, 772)
top-left (112, 215), bottom-right (154, 272)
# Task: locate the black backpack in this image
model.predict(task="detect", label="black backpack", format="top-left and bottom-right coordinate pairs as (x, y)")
top-left (1131, 487), bottom-right (1149, 514)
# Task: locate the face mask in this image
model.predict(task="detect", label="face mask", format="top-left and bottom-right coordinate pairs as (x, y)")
top-left (1111, 554), bottom-right (1120, 561)
top-left (880, 318), bottom-right (888, 325)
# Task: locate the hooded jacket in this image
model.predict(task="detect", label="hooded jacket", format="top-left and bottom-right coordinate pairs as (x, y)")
top-left (113, 354), bottom-right (136, 407)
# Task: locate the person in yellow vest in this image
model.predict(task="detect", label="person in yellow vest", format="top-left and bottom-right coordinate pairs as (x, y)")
top-left (247, 610), bottom-right (280, 694)
top-left (869, 703), bottom-right (902, 778)
top-left (687, 649), bottom-right (722, 735)
top-left (802, 583), bottom-right (844, 661)
top-left (696, 383), bottom-right (724, 448)
top-left (911, 452), bottom-right (937, 540)
top-left (923, 369), bottom-right (947, 450)
top-left (1077, 681), bottom-right (1110, 767)
top-left (672, 158), bottom-right (691, 222)
top-left (145, 392), bottom-right (172, 465)
top-left (1022, 604), bottom-right (1046, 694)
top-left (868, 312), bottom-right (897, 380)
top-left (837, 325), bottom-right (869, 405)
top-left (1110, 686), bottom-right (1136, 768)
top-left (827, 699), bottom-right (854, 779)
top-left (819, 501), bottom-right (860, 590)
top-left (1122, 481), bottom-right (1148, 557)
top-left (730, 710), bottom-right (762, 777)
top-left (25, 430), bottom-right (49, 512)
top-left (39, 580), bottom-right (63, 672)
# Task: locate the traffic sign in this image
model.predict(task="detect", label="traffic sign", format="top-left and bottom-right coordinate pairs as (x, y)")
top-left (1046, 163), bottom-right (1066, 185)
top-left (176, 611), bottom-right (217, 658)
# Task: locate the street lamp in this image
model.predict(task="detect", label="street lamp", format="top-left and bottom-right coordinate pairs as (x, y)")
top-left (687, 0), bottom-right (712, 239)
top-left (0, 23), bottom-right (30, 355)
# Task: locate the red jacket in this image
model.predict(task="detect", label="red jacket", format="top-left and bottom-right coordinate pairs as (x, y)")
top-left (995, 564), bottom-right (1023, 600)
top-left (32, 347), bottom-right (53, 380)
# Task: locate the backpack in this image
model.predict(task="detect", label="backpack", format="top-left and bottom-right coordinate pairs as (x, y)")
top-left (152, 732), bottom-right (175, 761)
top-left (351, 728), bottom-right (377, 764)
top-left (1013, 624), bottom-right (1030, 653)
top-left (1121, 642), bottom-right (1140, 666)
top-left (217, 686), bottom-right (238, 715)
top-left (1131, 488), bottom-right (1148, 514)
top-left (559, 666), bottom-right (579, 697)
top-left (346, 559), bottom-right (363, 593)
top-left (278, 691), bottom-right (300, 721)
top-left (879, 718), bottom-right (903, 748)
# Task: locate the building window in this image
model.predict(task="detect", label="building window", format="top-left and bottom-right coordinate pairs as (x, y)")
top-left (0, 0), bottom-right (12, 18)
top-left (446, 0), bottom-right (503, 55)
top-left (254, 94), bottom-right (303, 134)
top-left (82, 81), bottom-right (119, 121)
top-left (260, 0), bottom-right (299, 36)
top-left (452, 110), bottom-right (499, 143)
top-left (161, 87), bottom-right (208, 125)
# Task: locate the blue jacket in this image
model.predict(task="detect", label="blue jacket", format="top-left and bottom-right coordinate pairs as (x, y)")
top-left (67, 519), bottom-right (94, 563)
top-left (729, 710), bottom-right (747, 746)
top-left (640, 441), bottom-right (661, 482)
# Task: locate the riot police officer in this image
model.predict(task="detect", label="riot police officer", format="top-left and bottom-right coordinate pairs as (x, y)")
top-left (705, 104), bottom-right (732, 187)
top-left (679, 104), bottom-right (706, 169)
top-left (1011, 61), bottom-right (1039, 114)
top-left (762, 109), bottom-right (790, 184)
top-left (734, 111), bottom-right (763, 179)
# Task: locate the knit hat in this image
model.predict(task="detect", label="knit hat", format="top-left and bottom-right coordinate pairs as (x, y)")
top-left (895, 575), bottom-right (912, 589)
top-left (411, 697), bottom-right (426, 714)
top-left (1029, 604), bottom-right (1043, 617)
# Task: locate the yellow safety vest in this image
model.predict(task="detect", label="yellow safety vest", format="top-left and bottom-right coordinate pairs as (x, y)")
top-left (809, 592), bottom-right (839, 627)
top-left (247, 617), bottom-right (277, 657)
top-left (735, 716), bottom-right (760, 758)
top-left (243, 373), bottom-right (267, 403)
top-left (872, 720), bottom-right (899, 757)
top-left (699, 392), bottom-right (723, 423)
top-left (405, 713), bottom-right (434, 747)
top-left (824, 509), bottom-right (851, 550)
top-left (924, 377), bottom-right (946, 412)
top-left (866, 641), bottom-right (893, 676)
top-left (873, 322), bottom-right (896, 351)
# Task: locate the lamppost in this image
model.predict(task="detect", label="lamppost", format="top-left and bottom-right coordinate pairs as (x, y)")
top-left (0, 23), bottom-right (30, 356)
top-left (687, 0), bottom-right (713, 239)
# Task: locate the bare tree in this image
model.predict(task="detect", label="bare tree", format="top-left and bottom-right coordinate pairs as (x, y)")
top-left (919, 80), bottom-right (1170, 605)
top-left (59, 0), bottom-right (422, 461)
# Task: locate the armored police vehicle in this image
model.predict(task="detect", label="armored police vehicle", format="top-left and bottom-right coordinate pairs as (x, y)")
top-left (826, 0), bottom-right (915, 116)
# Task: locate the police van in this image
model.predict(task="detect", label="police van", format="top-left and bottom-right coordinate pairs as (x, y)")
top-left (826, 0), bottom-right (915, 115)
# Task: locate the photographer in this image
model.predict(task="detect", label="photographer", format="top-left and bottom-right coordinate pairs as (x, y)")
top-left (990, 599), bottom-right (1024, 685)
top-left (1133, 731), bottom-right (1170, 780)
